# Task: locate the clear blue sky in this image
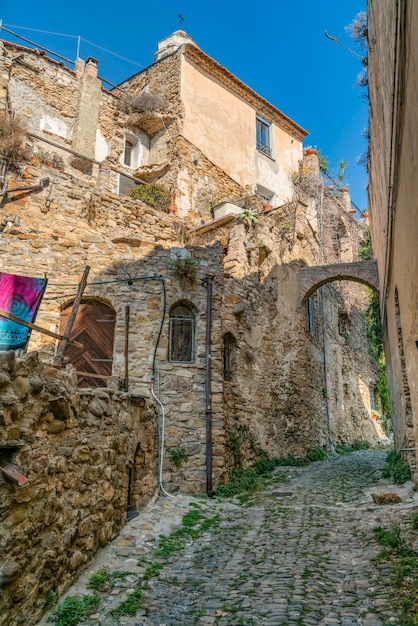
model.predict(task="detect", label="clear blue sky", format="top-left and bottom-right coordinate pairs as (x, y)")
top-left (1, 0), bottom-right (368, 210)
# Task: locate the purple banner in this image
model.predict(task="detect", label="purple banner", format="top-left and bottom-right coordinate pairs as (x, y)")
top-left (0, 272), bottom-right (47, 352)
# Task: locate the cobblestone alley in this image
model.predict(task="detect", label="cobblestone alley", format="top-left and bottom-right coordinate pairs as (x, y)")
top-left (40, 450), bottom-right (418, 626)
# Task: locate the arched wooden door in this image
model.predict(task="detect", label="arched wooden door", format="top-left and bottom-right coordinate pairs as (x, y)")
top-left (59, 300), bottom-right (116, 388)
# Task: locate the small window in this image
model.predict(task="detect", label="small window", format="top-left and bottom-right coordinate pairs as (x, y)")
top-left (169, 304), bottom-right (195, 363)
top-left (306, 296), bottom-right (316, 337)
top-left (223, 333), bottom-right (237, 381)
top-left (122, 130), bottom-right (140, 169)
top-left (118, 174), bottom-right (136, 196)
top-left (124, 140), bottom-right (134, 167)
top-left (338, 312), bottom-right (349, 336)
top-left (256, 117), bottom-right (272, 157)
top-left (369, 386), bottom-right (376, 411)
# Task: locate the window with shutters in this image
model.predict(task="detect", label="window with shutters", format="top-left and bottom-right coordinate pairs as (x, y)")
top-left (168, 303), bottom-right (195, 363)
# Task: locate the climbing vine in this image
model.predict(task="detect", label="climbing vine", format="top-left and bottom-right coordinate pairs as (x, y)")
top-left (359, 227), bottom-right (392, 427)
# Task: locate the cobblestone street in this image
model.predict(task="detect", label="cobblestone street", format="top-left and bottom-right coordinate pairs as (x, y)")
top-left (40, 450), bottom-right (418, 626)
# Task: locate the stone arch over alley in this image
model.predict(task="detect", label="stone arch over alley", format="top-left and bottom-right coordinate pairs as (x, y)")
top-left (298, 259), bottom-right (380, 306)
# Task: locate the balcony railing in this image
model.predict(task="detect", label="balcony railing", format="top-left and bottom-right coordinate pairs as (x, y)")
top-left (256, 140), bottom-right (272, 158)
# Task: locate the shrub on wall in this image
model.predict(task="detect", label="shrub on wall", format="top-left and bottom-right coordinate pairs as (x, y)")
top-left (0, 111), bottom-right (30, 165)
top-left (129, 183), bottom-right (170, 211)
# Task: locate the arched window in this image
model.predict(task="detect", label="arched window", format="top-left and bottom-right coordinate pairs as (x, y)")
top-left (169, 303), bottom-right (195, 363)
top-left (59, 299), bottom-right (116, 388)
top-left (223, 333), bottom-right (237, 381)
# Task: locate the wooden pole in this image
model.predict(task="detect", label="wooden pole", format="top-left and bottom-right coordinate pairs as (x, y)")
top-left (124, 304), bottom-right (130, 391)
top-left (54, 266), bottom-right (90, 366)
top-left (0, 308), bottom-right (84, 349)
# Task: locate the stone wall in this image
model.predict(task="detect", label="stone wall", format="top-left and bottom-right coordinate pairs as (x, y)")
top-left (0, 351), bottom-right (157, 626)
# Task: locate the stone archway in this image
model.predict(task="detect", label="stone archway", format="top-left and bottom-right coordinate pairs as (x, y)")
top-left (298, 260), bottom-right (379, 306)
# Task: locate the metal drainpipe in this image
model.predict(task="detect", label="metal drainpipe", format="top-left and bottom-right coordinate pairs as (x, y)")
top-left (205, 276), bottom-right (214, 497)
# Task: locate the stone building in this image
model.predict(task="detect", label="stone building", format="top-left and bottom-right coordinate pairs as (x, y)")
top-left (368, 0), bottom-right (418, 478)
top-left (0, 30), bottom-right (383, 624)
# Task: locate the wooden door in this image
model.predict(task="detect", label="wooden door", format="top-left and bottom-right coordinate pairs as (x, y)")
top-left (60, 300), bottom-right (116, 388)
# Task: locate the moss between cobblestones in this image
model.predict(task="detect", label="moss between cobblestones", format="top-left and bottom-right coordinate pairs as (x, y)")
top-left (216, 448), bottom-right (329, 499)
top-left (109, 505), bottom-right (221, 619)
top-left (374, 520), bottom-right (418, 625)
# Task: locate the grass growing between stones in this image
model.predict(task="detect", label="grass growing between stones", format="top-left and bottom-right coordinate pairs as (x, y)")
top-left (88, 567), bottom-right (109, 591)
top-left (335, 440), bottom-right (371, 455)
top-left (110, 504), bottom-right (220, 619)
top-left (382, 450), bottom-right (412, 484)
top-left (216, 448), bottom-right (328, 499)
top-left (374, 523), bottom-right (418, 625)
top-left (111, 586), bottom-right (143, 617)
top-left (154, 508), bottom-right (221, 558)
top-left (46, 594), bottom-right (100, 626)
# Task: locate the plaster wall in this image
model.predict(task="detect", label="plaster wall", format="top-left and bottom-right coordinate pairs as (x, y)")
top-left (368, 0), bottom-right (418, 473)
top-left (181, 55), bottom-right (302, 204)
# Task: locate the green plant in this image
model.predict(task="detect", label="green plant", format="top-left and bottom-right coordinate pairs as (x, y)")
top-left (306, 447), bottom-right (327, 462)
top-left (383, 450), bottom-right (411, 484)
top-left (240, 207), bottom-right (259, 226)
top-left (216, 467), bottom-right (260, 498)
top-left (44, 590), bottom-right (57, 609)
top-left (88, 567), bottom-right (109, 591)
top-left (129, 183), bottom-right (170, 211)
top-left (226, 431), bottom-right (242, 467)
top-left (153, 508), bottom-right (220, 558)
top-left (374, 524), bottom-right (403, 549)
top-left (352, 440), bottom-right (371, 450)
top-left (111, 586), bottom-right (142, 617)
top-left (46, 594), bottom-right (100, 626)
top-left (411, 512), bottom-right (418, 530)
top-left (169, 253), bottom-right (198, 282)
top-left (143, 562), bottom-right (164, 580)
top-left (373, 523), bottom-right (418, 625)
top-left (336, 159), bottom-right (348, 186)
top-left (168, 447), bottom-right (189, 467)
top-left (317, 150), bottom-right (330, 171)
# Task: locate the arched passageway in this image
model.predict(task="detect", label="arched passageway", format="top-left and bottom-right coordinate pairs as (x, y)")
top-left (298, 259), bottom-right (379, 306)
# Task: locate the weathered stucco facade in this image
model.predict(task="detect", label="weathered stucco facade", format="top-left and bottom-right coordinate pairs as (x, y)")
top-left (0, 31), bottom-right (384, 624)
top-left (368, 0), bottom-right (418, 476)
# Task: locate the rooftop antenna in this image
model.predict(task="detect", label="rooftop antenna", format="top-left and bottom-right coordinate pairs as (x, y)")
top-left (178, 13), bottom-right (184, 30)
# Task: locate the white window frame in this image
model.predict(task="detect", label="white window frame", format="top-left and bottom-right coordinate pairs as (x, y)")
top-left (121, 130), bottom-right (141, 169)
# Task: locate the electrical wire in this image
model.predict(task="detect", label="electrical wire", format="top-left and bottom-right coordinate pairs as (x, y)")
top-left (151, 277), bottom-right (166, 381)
top-left (1, 23), bottom-right (145, 68)
top-left (46, 274), bottom-right (164, 287)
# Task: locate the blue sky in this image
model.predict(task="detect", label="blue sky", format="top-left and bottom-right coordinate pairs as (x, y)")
top-left (1, 0), bottom-right (368, 210)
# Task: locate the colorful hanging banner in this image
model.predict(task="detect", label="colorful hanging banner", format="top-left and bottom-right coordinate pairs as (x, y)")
top-left (0, 272), bottom-right (47, 352)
